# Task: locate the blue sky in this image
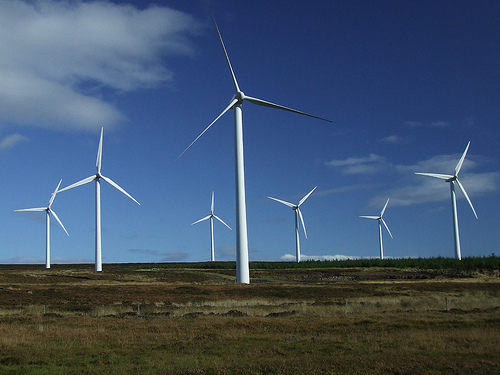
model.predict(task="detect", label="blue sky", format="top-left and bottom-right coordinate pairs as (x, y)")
top-left (1, 0), bottom-right (499, 265)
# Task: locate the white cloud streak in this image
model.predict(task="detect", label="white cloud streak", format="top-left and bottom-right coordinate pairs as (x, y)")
top-left (0, 0), bottom-right (200, 131)
top-left (326, 149), bottom-right (499, 209)
top-left (375, 153), bottom-right (498, 209)
top-left (381, 134), bottom-right (405, 144)
top-left (324, 153), bottom-right (385, 175)
top-left (405, 121), bottom-right (450, 128)
top-left (385, 171), bottom-right (499, 209)
top-left (128, 248), bottom-right (190, 262)
top-left (0, 133), bottom-right (28, 150)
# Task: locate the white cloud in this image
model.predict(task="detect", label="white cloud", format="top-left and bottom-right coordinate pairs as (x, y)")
top-left (383, 171), bottom-right (499, 208)
top-left (128, 248), bottom-right (190, 262)
top-left (313, 184), bottom-right (368, 197)
top-left (0, 0), bottom-right (200, 131)
top-left (0, 70), bottom-right (125, 130)
top-left (324, 153), bottom-right (385, 175)
top-left (324, 148), bottom-right (498, 209)
top-left (368, 152), bottom-right (499, 209)
top-left (160, 252), bottom-right (190, 262)
top-left (0, 133), bottom-right (28, 150)
top-left (218, 245), bottom-right (236, 259)
top-left (412, 153), bottom-right (477, 174)
top-left (405, 120), bottom-right (450, 128)
top-left (381, 134), bottom-right (405, 144)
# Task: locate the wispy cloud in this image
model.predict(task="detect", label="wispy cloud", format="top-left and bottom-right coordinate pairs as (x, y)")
top-left (324, 153), bottom-right (385, 175)
top-left (0, 0), bottom-right (200, 131)
top-left (381, 134), bottom-right (405, 144)
top-left (217, 245), bottom-right (260, 260)
top-left (325, 148), bottom-right (498, 209)
top-left (404, 120), bottom-right (450, 128)
top-left (160, 252), bottom-right (190, 262)
top-left (383, 171), bottom-right (499, 209)
top-left (128, 248), bottom-right (190, 262)
top-left (218, 245), bottom-right (236, 259)
top-left (314, 184), bottom-right (369, 197)
top-left (369, 152), bottom-right (499, 209)
top-left (0, 133), bottom-right (28, 150)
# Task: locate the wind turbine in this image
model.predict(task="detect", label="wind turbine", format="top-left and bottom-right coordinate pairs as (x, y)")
top-left (360, 198), bottom-right (393, 260)
top-left (58, 128), bottom-right (140, 272)
top-left (177, 14), bottom-right (331, 283)
top-left (192, 191), bottom-right (232, 262)
top-left (415, 141), bottom-right (478, 260)
top-left (268, 186), bottom-right (317, 263)
top-left (15, 179), bottom-right (69, 269)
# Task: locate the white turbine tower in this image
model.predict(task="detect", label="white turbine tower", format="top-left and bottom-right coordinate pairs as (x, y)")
top-left (268, 186), bottom-right (317, 263)
top-left (192, 191), bottom-right (232, 262)
top-left (360, 198), bottom-right (393, 260)
top-left (15, 179), bottom-right (69, 269)
top-left (415, 141), bottom-right (478, 260)
top-left (178, 15), bottom-right (331, 283)
top-left (59, 128), bottom-right (140, 272)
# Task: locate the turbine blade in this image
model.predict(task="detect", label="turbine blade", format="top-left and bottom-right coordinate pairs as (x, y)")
top-left (415, 172), bottom-right (454, 180)
top-left (48, 179), bottom-right (63, 208)
top-left (297, 208), bottom-right (307, 238)
top-left (214, 215), bottom-right (232, 230)
top-left (51, 210), bottom-right (69, 236)
top-left (455, 179), bottom-right (478, 219)
top-left (380, 198), bottom-right (390, 217)
top-left (100, 175), bottom-right (140, 205)
top-left (299, 186), bottom-right (317, 206)
top-left (96, 127), bottom-right (103, 173)
top-left (211, 191), bottom-right (215, 214)
top-left (360, 215), bottom-right (379, 220)
top-left (455, 141), bottom-right (471, 176)
top-left (211, 12), bottom-right (240, 92)
top-left (15, 207), bottom-right (46, 212)
top-left (268, 196), bottom-right (296, 208)
top-left (176, 98), bottom-right (238, 160)
top-left (192, 215), bottom-right (211, 225)
top-left (381, 218), bottom-right (393, 238)
top-left (244, 95), bottom-right (332, 123)
top-left (58, 175), bottom-right (96, 193)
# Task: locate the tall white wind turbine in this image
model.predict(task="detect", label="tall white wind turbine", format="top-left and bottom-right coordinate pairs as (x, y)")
top-left (177, 15), bottom-right (331, 283)
top-left (268, 186), bottom-right (317, 263)
top-left (415, 141), bottom-right (478, 260)
top-left (192, 191), bottom-right (232, 262)
top-left (59, 128), bottom-right (140, 272)
top-left (360, 198), bottom-right (393, 260)
top-left (15, 179), bottom-right (69, 269)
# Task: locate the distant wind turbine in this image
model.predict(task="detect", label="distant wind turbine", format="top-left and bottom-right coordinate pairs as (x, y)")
top-left (268, 186), bottom-right (317, 263)
top-left (177, 14), bottom-right (331, 283)
top-left (192, 191), bottom-right (231, 262)
top-left (59, 128), bottom-right (140, 272)
top-left (415, 141), bottom-right (478, 260)
top-left (15, 179), bottom-right (69, 269)
top-left (360, 198), bottom-right (393, 260)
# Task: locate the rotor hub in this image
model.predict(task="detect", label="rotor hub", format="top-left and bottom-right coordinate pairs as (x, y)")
top-left (234, 91), bottom-right (245, 104)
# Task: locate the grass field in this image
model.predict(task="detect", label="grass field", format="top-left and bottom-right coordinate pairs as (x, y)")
top-left (0, 262), bottom-right (498, 374)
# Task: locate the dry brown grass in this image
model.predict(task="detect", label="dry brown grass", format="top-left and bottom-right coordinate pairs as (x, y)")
top-left (0, 264), bottom-right (498, 374)
top-left (0, 310), bottom-right (499, 374)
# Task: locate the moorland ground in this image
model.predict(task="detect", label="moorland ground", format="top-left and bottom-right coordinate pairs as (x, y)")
top-left (0, 262), bottom-right (499, 374)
